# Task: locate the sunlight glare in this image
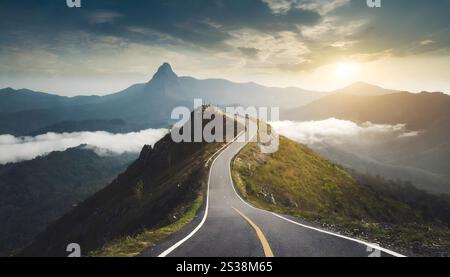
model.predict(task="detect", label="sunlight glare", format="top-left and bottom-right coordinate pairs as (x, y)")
top-left (335, 63), bottom-right (359, 79)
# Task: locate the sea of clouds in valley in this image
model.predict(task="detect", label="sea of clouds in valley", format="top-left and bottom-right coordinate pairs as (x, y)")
top-left (270, 118), bottom-right (419, 146)
top-left (0, 129), bottom-right (168, 164)
top-left (0, 119), bottom-right (421, 165)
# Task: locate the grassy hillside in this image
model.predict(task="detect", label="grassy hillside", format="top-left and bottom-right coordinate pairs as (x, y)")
top-left (232, 136), bottom-right (450, 256)
top-left (19, 108), bottom-right (242, 257)
top-left (89, 194), bottom-right (204, 257)
top-left (0, 147), bottom-right (136, 256)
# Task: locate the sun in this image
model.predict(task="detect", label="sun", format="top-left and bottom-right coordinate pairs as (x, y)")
top-left (334, 63), bottom-right (359, 79)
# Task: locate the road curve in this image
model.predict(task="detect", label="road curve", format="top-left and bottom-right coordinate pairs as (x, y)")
top-left (143, 134), bottom-right (405, 257)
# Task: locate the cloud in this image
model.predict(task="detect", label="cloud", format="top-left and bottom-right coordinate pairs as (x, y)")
top-left (420, 40), bottom-right (434, 46)
top-left (262, 0), bottom-right (294, 14)
top-left (86, 11), bottom-right (123, 24)
top-left (0, 0), bottom-right (319, 48)
top-left (1, 0), bottom-right (450, 93)
top-left (0, 129), bottom-right (168, 164)
top-left (296, 0), bottom-right (350, 15)
top-left (263, 0), bottom-right (350, 15)
top-left (270, 118), bottom-right (418, 145)
top-left (229, 29), bottom-right (310, 65)
top-left (238, 47), bottom-right (260, 58)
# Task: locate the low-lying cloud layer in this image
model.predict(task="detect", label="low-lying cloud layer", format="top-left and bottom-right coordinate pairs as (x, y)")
top-left (0, 129), bottom-right (168, 164)
top-left (270, 118), bottom-right (419, 145)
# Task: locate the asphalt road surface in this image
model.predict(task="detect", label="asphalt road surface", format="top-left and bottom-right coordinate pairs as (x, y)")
top-left (142, 134), bottom-right (405, 257)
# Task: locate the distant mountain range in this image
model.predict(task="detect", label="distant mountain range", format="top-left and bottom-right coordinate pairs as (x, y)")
top-left (283, 90), bottom-right (450, 130)
top-left (332, 82), bottom-right (400, 96)
top-left (2, 62), bottom-right (448, 137)
top-left (0, 63), bottom-right (324, 136)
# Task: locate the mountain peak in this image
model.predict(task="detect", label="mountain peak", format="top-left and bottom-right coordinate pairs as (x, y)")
top-left (158, 62), bottom-right (174, 73)
top-left (150, 63), bottom-right (177, 82)
top-left (334, 82), bottom-right (397, 96)
top-left (346, 82), bottom-right (382, 90)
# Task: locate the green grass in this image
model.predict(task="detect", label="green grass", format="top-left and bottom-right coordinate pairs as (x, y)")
top-left (233, 137), bottom-right (400, 221)
top-left (232, 135), bottom-right (450, 256)
top-left (89, 193), bottom-right (203, 257)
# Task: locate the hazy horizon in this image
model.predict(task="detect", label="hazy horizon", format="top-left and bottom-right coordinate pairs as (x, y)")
top-left (2, 63), bottom-right (449, 97)
top-left (1, 1), bottom-right (450, 96)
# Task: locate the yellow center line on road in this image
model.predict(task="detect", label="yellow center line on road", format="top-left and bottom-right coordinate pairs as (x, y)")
top-left (232, 207), bottom-right (274, 257)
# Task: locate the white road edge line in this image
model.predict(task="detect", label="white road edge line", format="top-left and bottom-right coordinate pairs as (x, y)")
top-left (157, 131), bottom-right (245, 257)
top-left (270, 213), bottom-right (406, 257)
top-left (227, 139), bottom-right (407, 258)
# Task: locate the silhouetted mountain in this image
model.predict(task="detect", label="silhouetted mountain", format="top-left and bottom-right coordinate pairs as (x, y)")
top-left (333, 82), bottom-right (399, 96)
top-left (0, 146), bottom-right (137, 256)
top-left (0, 87), bottom-right (101, 113)
top-left (283, 91), bottom-right (450, 130)
top-left (151, 62), bottom-right (179, 84)
top-left (0, 63), bottom-right (324, 136)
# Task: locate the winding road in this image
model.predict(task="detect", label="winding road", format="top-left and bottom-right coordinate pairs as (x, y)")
top-left (142, 133), bottom-right (405, 257)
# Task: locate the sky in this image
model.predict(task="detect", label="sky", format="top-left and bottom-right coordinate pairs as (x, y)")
top-left (0, 0), bottom-right (450, 96)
